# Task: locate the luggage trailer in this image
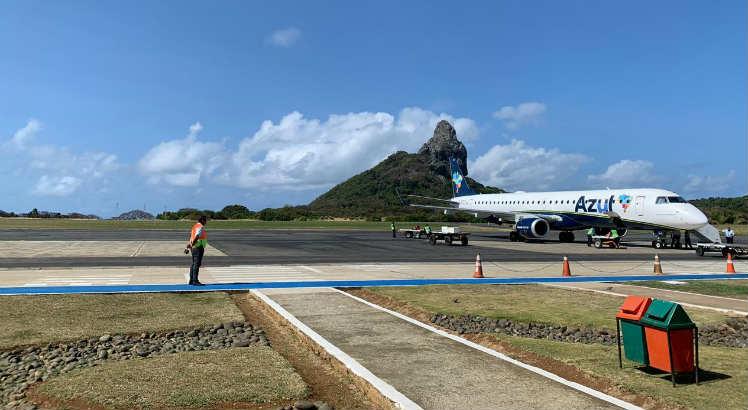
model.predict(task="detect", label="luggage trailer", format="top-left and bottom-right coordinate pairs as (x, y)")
top-left (695, 243), bottom-right (747, 258)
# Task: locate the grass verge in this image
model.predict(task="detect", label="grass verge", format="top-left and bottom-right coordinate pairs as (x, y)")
top-left (362, 285), bottom-right (745, 410)
top-left (368, 284), bottom-right (730, 330)
top-left (31, 347), bottom-right (308, 409)
top-left (497, 334), bottom-right (747, 410)
top-left (0, 293), bottom-right (244, 350)
top-left (623, 280), bottom-right (748, 299)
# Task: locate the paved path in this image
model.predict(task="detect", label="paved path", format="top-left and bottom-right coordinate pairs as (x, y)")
top-left (550, 282), bottom-right (748, 314)
top-left (259, 288), bottom-right (626, 409)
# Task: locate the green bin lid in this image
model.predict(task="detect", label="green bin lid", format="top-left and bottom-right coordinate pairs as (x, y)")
top-left (639, 299), bottom-right (695, 330)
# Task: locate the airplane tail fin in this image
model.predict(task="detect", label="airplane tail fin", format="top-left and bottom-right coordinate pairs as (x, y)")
top-left (449, 157), bottom-right (476, 197)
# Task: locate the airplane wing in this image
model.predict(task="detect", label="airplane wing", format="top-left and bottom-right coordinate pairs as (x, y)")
top-left (409, 203), bottom-right (515, 221)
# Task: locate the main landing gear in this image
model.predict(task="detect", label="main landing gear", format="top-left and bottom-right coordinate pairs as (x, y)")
top-left (559, 231), bottom-right (575, 243)
top-left (509, 231), bottom-right (524, 242)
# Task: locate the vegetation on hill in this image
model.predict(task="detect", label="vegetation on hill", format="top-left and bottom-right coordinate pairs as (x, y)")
top-left (308, 151), bottom-right (502, 220)
top-left (690, 195), bottom-right (748, 224)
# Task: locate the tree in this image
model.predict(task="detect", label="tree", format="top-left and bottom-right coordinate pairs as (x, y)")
top-left (29, 208), bottom-right (40, 218)
top-left (219, 204), bottom-right (252, 219)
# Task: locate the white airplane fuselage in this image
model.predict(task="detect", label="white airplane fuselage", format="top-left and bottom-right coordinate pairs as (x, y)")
top-left (452, 188), bottom-right (708, 233)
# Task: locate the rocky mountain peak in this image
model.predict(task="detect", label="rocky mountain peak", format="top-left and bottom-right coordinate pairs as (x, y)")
top-left (417, 120), bottom-right (468, 178)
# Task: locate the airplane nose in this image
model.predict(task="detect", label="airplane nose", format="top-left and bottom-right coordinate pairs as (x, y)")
top-left (688, 208), bottom-right (708, 228)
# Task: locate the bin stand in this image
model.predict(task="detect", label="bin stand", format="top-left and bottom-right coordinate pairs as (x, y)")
top-left (616, 319), bottom-right (622, 368)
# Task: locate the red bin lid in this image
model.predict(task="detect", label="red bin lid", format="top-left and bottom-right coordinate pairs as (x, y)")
top-left (616, 295), bottom-right (652, 321)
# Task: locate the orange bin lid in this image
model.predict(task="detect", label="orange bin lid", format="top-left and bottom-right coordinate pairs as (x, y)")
top-left (616, 295), bottom-right (652, 321)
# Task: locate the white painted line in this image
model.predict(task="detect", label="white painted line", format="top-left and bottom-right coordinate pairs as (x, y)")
top-left (129, 241), bottom-right (146, 257)
top-left (251, 289), bottom-right (422, 410)
top-left (626, 284), bottom-right (748, 303)
top-left (335, 289), bottom-right (641, 410)
top-left (23, 283), bottom-right (47, 287)
top-left (548, 284), bottom-right (748, 316)
top-left (300, 265), bottom-right (324, 274)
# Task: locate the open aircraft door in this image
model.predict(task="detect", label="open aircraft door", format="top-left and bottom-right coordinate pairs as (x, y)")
top-left (634, 195), bottom-right (645, 216)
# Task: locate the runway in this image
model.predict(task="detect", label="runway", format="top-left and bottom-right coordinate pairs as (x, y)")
top-left (0, 229), bottom-right (724, 268)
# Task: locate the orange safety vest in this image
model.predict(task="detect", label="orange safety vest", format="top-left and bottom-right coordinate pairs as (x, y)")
top-left (190, 222), bottom-right (208, 248)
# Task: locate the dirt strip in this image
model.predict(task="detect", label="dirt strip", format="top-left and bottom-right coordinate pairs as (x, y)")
top-left (231, 292), bottom-right (393, 410)
top-left (345, 288), bottom-right (685, 410)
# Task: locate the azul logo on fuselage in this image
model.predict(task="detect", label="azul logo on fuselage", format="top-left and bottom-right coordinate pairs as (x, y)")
top-left (574, 195), bottom-right (616, 213)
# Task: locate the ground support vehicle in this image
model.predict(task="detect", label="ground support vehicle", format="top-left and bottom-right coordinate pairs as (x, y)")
top-left (428, 227), bottom-right (470, 246)
top-left (695, 243), bottom-right (747, 258)
top-left (399, 229), bottom-right (426, 239)
top-left (592, 235), bottom-right (620, 249)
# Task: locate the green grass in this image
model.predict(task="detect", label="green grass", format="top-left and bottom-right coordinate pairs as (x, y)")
top-left (369, 284), bottom-right (729, 330)
top-left (624, 280), bottom-right (748, 299)
top-left (497, 334), bottom-right (748, 410)
top-left (0, 293), bottom-right (244, 349)
top-left (33, 347), bottom-right (309, 408)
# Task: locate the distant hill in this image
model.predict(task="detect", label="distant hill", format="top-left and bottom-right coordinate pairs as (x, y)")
top-left (690, 195), bottom-right (748, 225)
top-left (113, 210), bottom-right (155, 220)
top-left (308, 121), bottom-right (503, 219)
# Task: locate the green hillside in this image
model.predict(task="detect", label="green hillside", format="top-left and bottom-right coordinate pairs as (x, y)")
top-left (690, 195), bottom-right (748, 224)
top-left (308, 151), bottom-right (503, 219)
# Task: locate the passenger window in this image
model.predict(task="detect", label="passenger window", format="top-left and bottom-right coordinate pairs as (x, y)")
top-left (656, 197), bottom-right (667, 204)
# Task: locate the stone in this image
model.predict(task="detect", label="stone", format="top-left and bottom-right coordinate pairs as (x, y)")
top-left (417, 120), bottom-right (468, 178)
top-left (293, 400), bottom-right (316, 410)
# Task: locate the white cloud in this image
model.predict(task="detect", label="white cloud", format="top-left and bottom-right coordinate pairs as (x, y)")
top-left (10, 119), bottom-right (41, 148)
top-left (138, 123), bottom-right (226, 187)
top-left (493, 102), bottom-right (546, 130)
top-left (683, 170), bottom-right (736, 195)
top-left (140, 108), bottom-right (478, 190)
top-left (470, 139), bottom-right (588, 191)
top-left (3, 119), bottom-right (120, 196)
top-left (588, 159), bottom-right (661, 187)
top-left (266, 27), bottom-right (301, 47)
top-left (33, 175), bottom-right (82, 196)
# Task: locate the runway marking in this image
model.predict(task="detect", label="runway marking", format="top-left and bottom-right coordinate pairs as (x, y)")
top-left (130, 241), bottom-right (146, 257)
top-left (300, 265), bottom-right (324, 274)
top-left (2, 273), bottom-right (747, 295)
top-left (205, 265), bottom-right (316, 283)
top-left (24, 274), bottom-right (132, 287)
top-left (336, 289), bottom-right (640, 410)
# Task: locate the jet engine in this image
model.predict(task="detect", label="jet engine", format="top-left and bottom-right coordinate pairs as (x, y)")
top-left (516, 217), bottom-right (550, 239)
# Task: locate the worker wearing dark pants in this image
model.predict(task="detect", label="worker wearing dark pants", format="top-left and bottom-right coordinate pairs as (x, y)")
top-left (391, 222), bottom-right (396, 238)
top-left (586, 227), bottom-right (594, 247)
top-left (684, 230), bottom-right (692, 249)
top-left (186, 215), bottom-right (208, 286)
top-left (724, 227), bottom-right (735, 244)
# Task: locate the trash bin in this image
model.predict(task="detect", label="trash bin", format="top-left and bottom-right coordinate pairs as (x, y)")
top-left (615, 296), bottom-right (652, 366)
top-left (640, 299), bottom-right (699, 386)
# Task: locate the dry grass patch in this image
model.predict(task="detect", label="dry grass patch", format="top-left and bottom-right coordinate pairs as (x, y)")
top-left (369, 284), bottom-right (729, 330)
top-left (0, 293), bottom-right (243, 349)
top-left (32, 347), bottom-right (308, 408)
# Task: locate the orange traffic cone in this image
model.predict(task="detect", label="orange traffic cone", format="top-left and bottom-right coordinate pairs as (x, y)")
top-left (654, 254), bottom-right (663, 275)
top-left (562, 256), bottom-right (571, 277)
top-left (473, 253), bottom-right (484, 278)
top-left (726, 253), bottom-right (736, 274)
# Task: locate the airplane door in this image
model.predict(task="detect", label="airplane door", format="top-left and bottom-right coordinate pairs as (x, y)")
top-left (634, 195), bottom-right (645, 216)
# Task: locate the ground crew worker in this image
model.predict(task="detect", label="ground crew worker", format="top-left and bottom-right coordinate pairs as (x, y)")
top-left (390, 221), bottom-right (396, 238)
top-left (185, 215), bottom-right (208, 286)
top-left (586, 227), bottom-right (594, 247)
top-left (684, 230), bottom-right (692, 249)
top-left (608, 228), bottom-right (620, 248)
top-left (424, 225), bottom-right (432, 236)
top-left (670, 230), bottom-right (681, 248)
top-left (724, 227), bottom-right (735, 244)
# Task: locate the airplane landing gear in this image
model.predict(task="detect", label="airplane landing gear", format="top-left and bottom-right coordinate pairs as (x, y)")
top-left (559, 231), bottom-right (575, 243)
top-left (509, 231), bottom-right (520, 242)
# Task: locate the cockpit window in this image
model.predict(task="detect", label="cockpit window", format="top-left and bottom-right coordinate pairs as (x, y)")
top-left (667, 196), bottom-right (686, 203)
top-left (656, 196), bottom-right (668, 204)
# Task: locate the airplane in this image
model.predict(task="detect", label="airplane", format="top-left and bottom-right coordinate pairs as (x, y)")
top-left (409, 157), bottom-right (721, 245)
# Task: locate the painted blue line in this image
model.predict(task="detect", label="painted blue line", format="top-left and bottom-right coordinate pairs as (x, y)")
top-left (1, 273), bottom-right (747, 296)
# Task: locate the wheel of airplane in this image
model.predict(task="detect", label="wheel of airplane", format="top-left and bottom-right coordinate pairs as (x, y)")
top-left (509, 231), bottom-right (518, 242)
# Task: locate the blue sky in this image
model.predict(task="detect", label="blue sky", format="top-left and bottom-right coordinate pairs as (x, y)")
top-left (1, 1), bottom-right (745, 217)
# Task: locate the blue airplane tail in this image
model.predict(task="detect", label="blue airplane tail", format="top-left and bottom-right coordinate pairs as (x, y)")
top-left (450, 157), bottom-right (476, 197)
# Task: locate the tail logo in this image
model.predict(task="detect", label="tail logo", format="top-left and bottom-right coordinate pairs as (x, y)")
top-left (618, 194), bottom-right (632, 212)
top-left (452, 171), bottom-right (463, 191)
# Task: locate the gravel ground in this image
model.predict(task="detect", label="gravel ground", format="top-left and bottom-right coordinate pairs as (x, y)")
top-left (0, 321), bottom-right (268, 408)
top-left (430, 314), bottom-right (748, 348)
